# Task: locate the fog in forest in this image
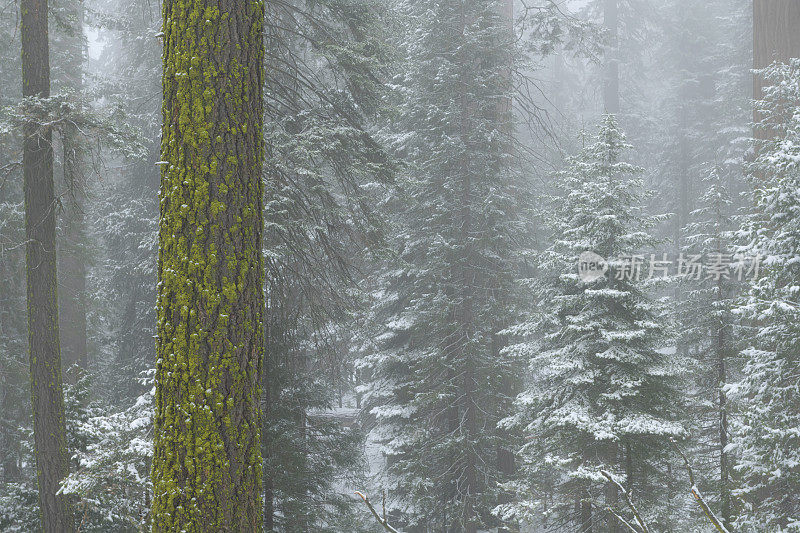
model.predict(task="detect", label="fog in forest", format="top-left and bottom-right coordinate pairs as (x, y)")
top-left (1, 0), bottom-right (799, 532)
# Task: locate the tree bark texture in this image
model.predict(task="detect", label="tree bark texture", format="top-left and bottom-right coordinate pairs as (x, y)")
top-left (151, 0), bottom-right (265, 530)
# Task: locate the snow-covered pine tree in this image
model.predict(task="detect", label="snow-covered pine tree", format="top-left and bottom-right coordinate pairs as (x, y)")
top-left (60, 371), bottom-right (154, 531)
top-left (359, 0), bottom-right (531, 530)
top-left (259, 0), bottom-right (394, 528)
top-left (495, 116), bottom-right (685, 532)
top-left (728, 59), bottom-right (800, 531)
top-left (677, 166), bottom-right (740, 530)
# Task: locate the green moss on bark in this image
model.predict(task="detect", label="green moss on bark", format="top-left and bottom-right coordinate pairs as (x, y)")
top-left (151, 0), bottom-right (265, 531)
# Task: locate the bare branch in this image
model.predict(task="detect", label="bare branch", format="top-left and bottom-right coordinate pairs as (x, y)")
top-left (355, 491), bottom-right (400, 533)
top-left (600, 470), bottom-right (650, 533)
top-left (606, 506), bottom-right (641, 533)
top-left (670, 440), bottom-right (732, 533)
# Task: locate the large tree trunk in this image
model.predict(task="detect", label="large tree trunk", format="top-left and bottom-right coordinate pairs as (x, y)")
top-left (151, 0), bottom-right (265, 530)
top-left (21, 0), bottom-right (74, 530)
top-left (603, 0), bottom-right (620, 114)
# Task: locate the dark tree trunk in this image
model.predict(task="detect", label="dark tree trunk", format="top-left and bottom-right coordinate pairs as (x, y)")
top-left (580, 490), bottom-right (593, 533)
top-left (58, 125), bottom-right (88, 382)
top-left (151, 0), bottom-right (265, 530)
top-left (495, 0), bottom-right (517, 504)
top-left (21, 0), bottom-right (74, 530)
top-left (605, 443), bottom-right (620, 533)
top-left (58, 201), bottom-right (88, 381)
top-left (603, 0), bottom-right (620, 114)
top-left (262, 313), bottom-right (275, 531)
top-left (0, 263), bottom-right (23, 484)
top-left (717, 276), bottom-right (732, 531)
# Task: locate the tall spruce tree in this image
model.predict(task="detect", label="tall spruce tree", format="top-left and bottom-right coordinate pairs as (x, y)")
top-left (360, 0), bottom-right (527, 530)
top-left (677, 167), bottom-right (740, 530)
top-left (729, 59), bottom-right (800, 531)
top-left (496, 116), bottom-right (685, 532)
top-left (151, 0), bottom-right (265, 529)
top-left (260, 0), bottom-right (393, 528)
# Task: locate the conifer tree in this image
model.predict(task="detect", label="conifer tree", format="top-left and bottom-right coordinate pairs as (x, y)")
top-left (151, 0), bottom-right (265, 529)
top-left (360, 0), bottom-right (528, 530)
top-left (677, 167), bottom-right (739, 531)
top-left (729, 59), bottom-right (800, 531)
top-left (0, 0), bottom-right (27, 490)
top-left (496, 116), bottom-right (684, 532)
top-left (259, 0), bottom-right (393, 528)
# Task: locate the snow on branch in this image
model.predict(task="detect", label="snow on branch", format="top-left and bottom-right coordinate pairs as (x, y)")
top-left (600, 470), bottom-right (651, 533)
top-left (355, 491), bottom-right (400, 533)
top-left (670, 440), bottom-right (732, 533)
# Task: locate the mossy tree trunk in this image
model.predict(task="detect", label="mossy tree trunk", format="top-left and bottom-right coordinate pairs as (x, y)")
top-left (151, 0), bottom-right (265, 530)
top-left (21, 0), bottom-right (74, 531)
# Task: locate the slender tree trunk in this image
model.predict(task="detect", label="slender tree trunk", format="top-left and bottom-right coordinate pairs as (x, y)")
top-left (456, 2), bottom-right (478, 531)
top-left (21, 0), bottom-right (74, 530)
top-left (605, 443), bottom-right (620, 533)
top-left (262, 314), bottom-right (275, 532)
top-left (59, 127), bottom-right (88, 382)
top-left (717, 276), bottom-right (732, 531)
top-left (118, 283), bottom-right (138, 396)
top-left (458, 69), bottom-right (479, 533)
top-left (603, 0), bottom-right (620, 114)
top-left (0, 265), bottom-right (22, 484)
top-left (580, 489), bottom-right (593, 533)
top-left (675, 102), bottom-right (689, 248)
top-left (58, 201), bottom-right (87, 381)
top-left (0, 391), bottom-right (21, 483)
top-left (151, 0), bottom-right (265, 530)
top-left (625, 443), bottom-right (633, 492)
